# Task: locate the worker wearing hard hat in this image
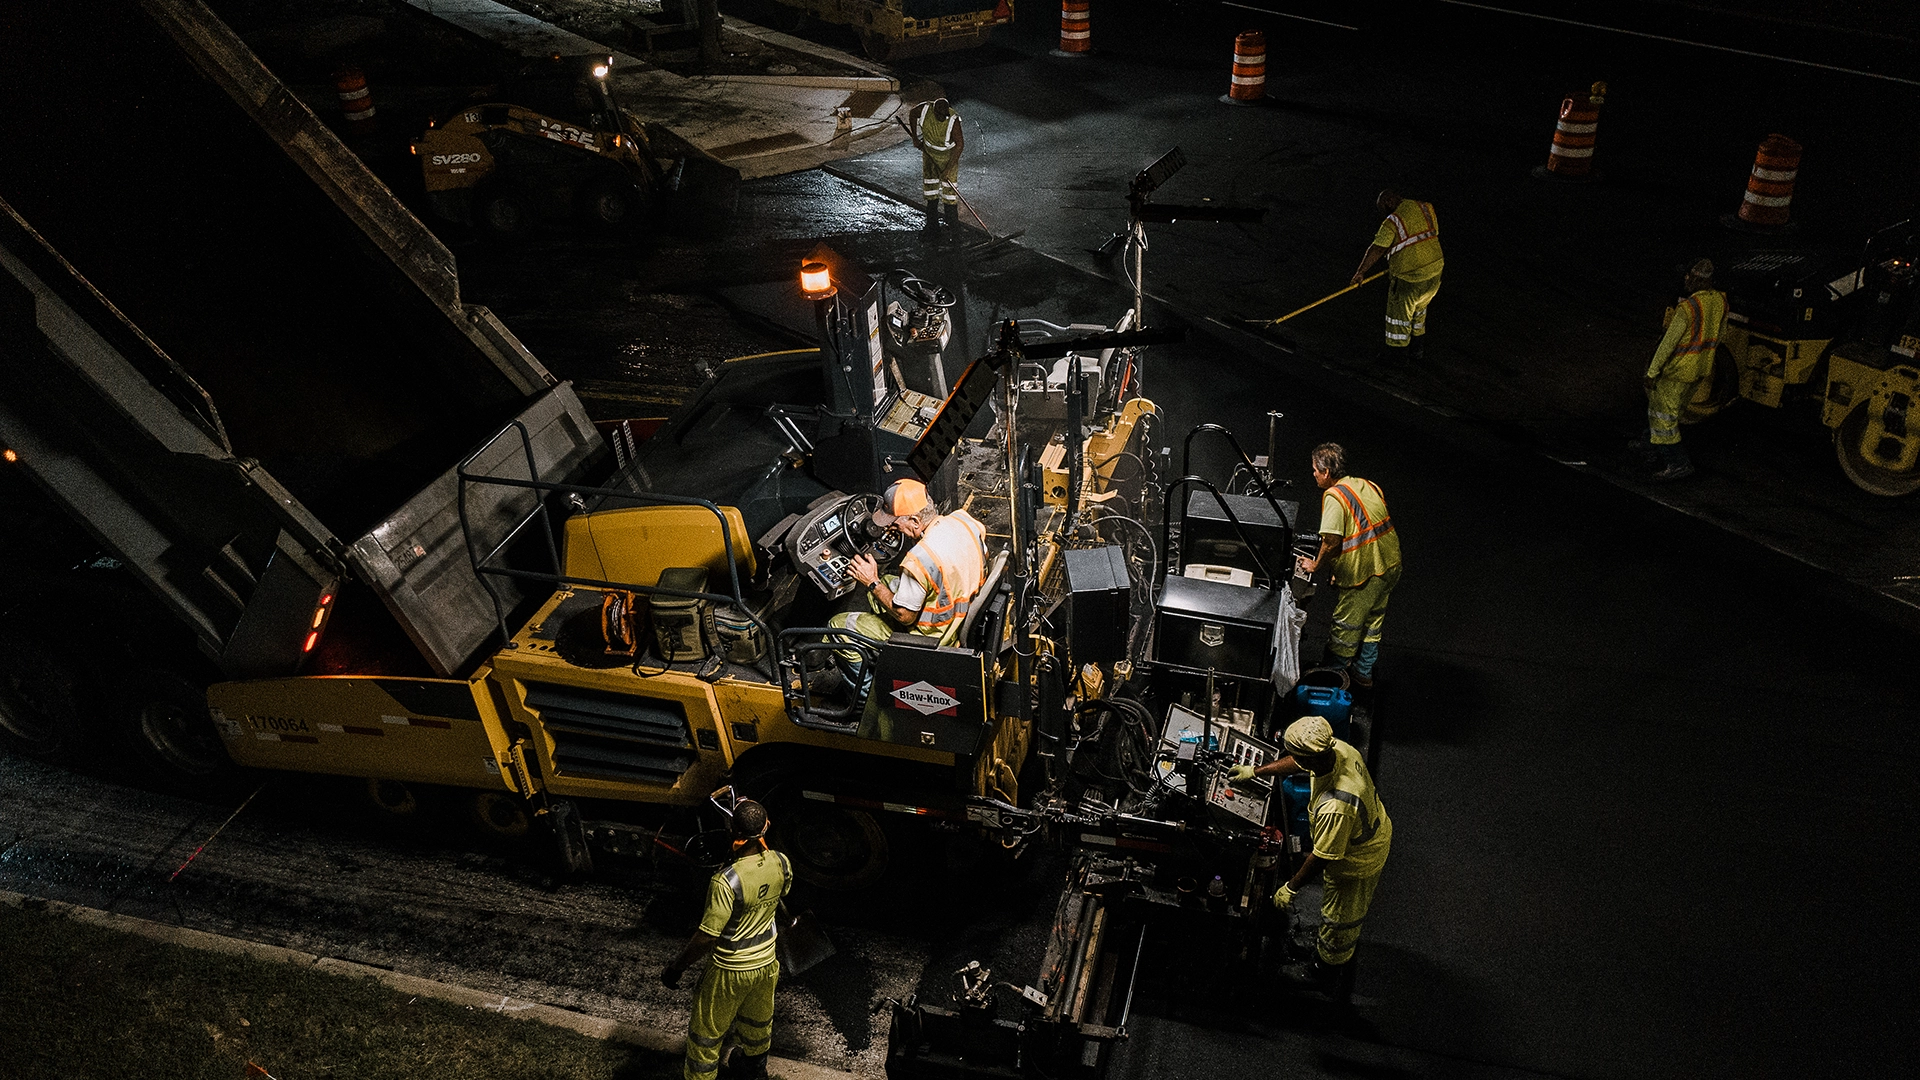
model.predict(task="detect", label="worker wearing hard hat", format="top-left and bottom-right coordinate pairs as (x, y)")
top-left (1634, 258), bottom-right (1726, 482)
top-left (661, 799), bottom-right (790, 1080)
top-left (1230, 715), bottom-right (1392, 992)
top-left (1351, 188), bottom-right (1444, 359)
top-left (1296, 443), bottom-right (1401, 689)
top-left (833, 478), bottom-right (989, 646)
top-left (907, 97), bottom-right (965, 234)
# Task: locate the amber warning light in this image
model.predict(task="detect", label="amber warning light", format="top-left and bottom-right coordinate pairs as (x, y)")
top-left (800, 260), bottom-right (835, 299)
top-left (303, 592), bottom-right (336, 653)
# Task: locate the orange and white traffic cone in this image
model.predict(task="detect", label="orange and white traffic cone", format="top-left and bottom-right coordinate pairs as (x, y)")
top-left (1724, 134), bottom-right (1801, 231)
top-left (1054, 1), bottom-right (1092, 57)
top-left (334, 67), bottom-right (377, 134)
top-left (1532, 82), bottom-right (1604, 182)
top-left (1221, 31), bottom-right (1267, 105)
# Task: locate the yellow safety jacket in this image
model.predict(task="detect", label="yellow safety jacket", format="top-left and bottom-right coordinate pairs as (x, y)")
top-left (1374, 199), bottom-right (1443, 281)
top-left (698, 844), bottom-right (792, 971)
top-left (1319, 477), bottom-right (1400, 588)
top-left (899, 509), bottom-right (988, 636)
top-left (1308, 740), bottom-right (1392, 878)
top-left (917, 105), bottom-right (959, 165)
top-left (1647, 288), bottom-right (1727, 384)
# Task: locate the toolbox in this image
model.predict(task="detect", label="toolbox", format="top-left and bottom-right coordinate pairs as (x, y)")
top-left (1152, 573), bottom-right (1280, 680)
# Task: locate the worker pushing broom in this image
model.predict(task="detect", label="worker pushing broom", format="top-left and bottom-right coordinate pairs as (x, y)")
top-left (1243, 189), bottom-right (1444, 360)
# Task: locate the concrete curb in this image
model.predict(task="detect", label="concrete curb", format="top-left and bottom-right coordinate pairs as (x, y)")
top-left (0, 889), bottom-right (854, 1080)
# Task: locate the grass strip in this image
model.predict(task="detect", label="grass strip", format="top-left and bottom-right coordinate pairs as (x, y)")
top-left (0, 902), bottom-right (680, 1080)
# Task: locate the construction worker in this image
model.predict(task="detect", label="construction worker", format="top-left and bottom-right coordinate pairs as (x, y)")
top-left (1352, 188), bottom-right (1443, 359)
top-left (1634, 258), bottom-right (1726, 482)
top-left (1229, 715), bottom-right (1391, 991)
top-left (661, 799), bottom-right (791, 1080)
top-left (907, 97), bottom-right (964, 234)
top-left (1297, 443), bottom-right (1401, 689)
top-left (833, 478), bottom-right (989, 647)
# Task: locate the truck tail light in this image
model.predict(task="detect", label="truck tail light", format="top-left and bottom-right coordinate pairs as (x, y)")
top-left (302, 592), bottom-right (335, 653)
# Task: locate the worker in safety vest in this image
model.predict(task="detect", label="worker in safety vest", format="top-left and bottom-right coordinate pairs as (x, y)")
top-left (906, 97), bottom-right (964, 234)
top-left (1229, 715), bottom-right (1391, 993)
top-left (834, 478), bottom-right (989, 647)
top-left (1634, 258), bottom-right (1726, 482)
top-left (1297, 443), bottom-right (1401, 689)
top-left (1352, 189), bottom-right (1443, 359)
top-left (661, 799), bottom-right (791, 1080)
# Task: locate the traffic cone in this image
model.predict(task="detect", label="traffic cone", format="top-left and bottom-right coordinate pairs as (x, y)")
top-left (1221, 31), bottom-right (1267, 106)
top-left (1531, 82), bottom-right (1605, 183)
top-left (1722, 134), bottom-right (1801, 232)
top-left (1053, 1), bottom-right (1091, 57)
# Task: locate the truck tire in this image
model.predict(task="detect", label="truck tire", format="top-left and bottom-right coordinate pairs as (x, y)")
top-left (0, 637), bottom-right (86, 764)
top-left (467, 789), bottom-right (533, 839)
top-left (580, 177), bottom-right (643, 234)
top-left (121, 668), bottom-right (234, 790)
top-left (363, 777), bottom-right (420, 817)
top-left (773, 799), bottom-right (889, 890)
top-left (475, 184), bottom-right (534, 241)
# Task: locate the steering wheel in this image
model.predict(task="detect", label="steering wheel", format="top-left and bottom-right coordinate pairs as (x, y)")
top-left (899, 277), bottom-right (954, 309)
top-left (838, 492), bottom-right (907, 564)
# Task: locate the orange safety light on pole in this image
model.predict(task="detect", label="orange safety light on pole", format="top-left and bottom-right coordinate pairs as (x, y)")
top-left (1223, 31), bottom-right (1267, 105)
top-left (1732, 134), bottom-right (1802, 229)
top-left (1056, 1), bottom-right (1091, 56)
top-left (1538, 82), bottom-right (1605, 181)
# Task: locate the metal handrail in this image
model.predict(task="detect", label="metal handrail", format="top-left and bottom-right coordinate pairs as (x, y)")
top-left (1179, 424), bottom-right (1295, 556)
top-left (454, 418), bottom-right (781, 679)
top-left (1155, 475), bottom-right (1274, 586)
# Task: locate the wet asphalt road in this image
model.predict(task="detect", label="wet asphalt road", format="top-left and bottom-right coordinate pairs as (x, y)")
top-left (8, 2), bottom-right (1920, 1078)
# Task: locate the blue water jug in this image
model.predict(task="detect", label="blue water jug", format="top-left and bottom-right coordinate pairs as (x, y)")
top-left (1290, 682), bottom-right (1353, 744)
top-left (1280, 774), bottom-right (1312, 843)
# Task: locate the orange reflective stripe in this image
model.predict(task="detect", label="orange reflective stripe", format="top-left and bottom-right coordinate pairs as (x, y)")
top-left (1674, 293), bottom-right (1723, 357)
top-left (1331, 481), bottom-right (1395, 553)
top-left (905, 511), bottom-right (988, 633)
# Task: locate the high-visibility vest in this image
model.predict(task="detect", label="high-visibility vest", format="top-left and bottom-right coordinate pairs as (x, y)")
top-left (1308, 740), bottom-right (1392, 876)
top-left (1323, 477), bottom-right (1400, 587)
top-left (705, 846), bottom-right (791, 971)
top-left (918, 105), bottom-right (958, 155)
top-left (1656, 288), bottom-right (1727, 383)
top-left (1381, 200), bottom-right (1443, 279)
top-left (899, 509), bottom-right (988, 635)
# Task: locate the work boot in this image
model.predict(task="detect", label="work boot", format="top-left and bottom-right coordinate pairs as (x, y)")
top-left (944, 201), bottom-right (960, 228)
top-left (1408, 339), bottom-right (1425, 361)
top-left (1648, 461), bottom-right (1696, 482)
top-left (721, 1052), bottom-right (769, 1080)
top-left (923, 199), bottom-right (940, 233)
top-left (1282, 956), bottom-right (1345, 991)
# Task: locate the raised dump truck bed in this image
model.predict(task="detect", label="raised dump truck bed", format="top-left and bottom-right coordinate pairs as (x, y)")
top-left (0, 0), bottom-right (599, 680)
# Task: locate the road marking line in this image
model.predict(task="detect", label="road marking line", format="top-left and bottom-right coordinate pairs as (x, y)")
top-left (1221, 3), bottom-right (1358, 31)
top-left (1435, 0), bottom-right (1920, 86)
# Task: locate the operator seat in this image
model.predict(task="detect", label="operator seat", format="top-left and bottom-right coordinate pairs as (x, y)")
top-left (957, 548), bottom-right (1010, 651)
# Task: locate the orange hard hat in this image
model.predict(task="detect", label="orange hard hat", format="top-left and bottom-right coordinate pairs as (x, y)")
top-left (872, 478), bottom-right (930, 525)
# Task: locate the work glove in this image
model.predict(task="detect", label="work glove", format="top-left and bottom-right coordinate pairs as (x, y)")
top-left (1228, 764), bottom-right (1257, 782)
top-left (1272, 883), bottom-right (1296, 910)
top-left (660, 965), bottom-right (684, 990)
